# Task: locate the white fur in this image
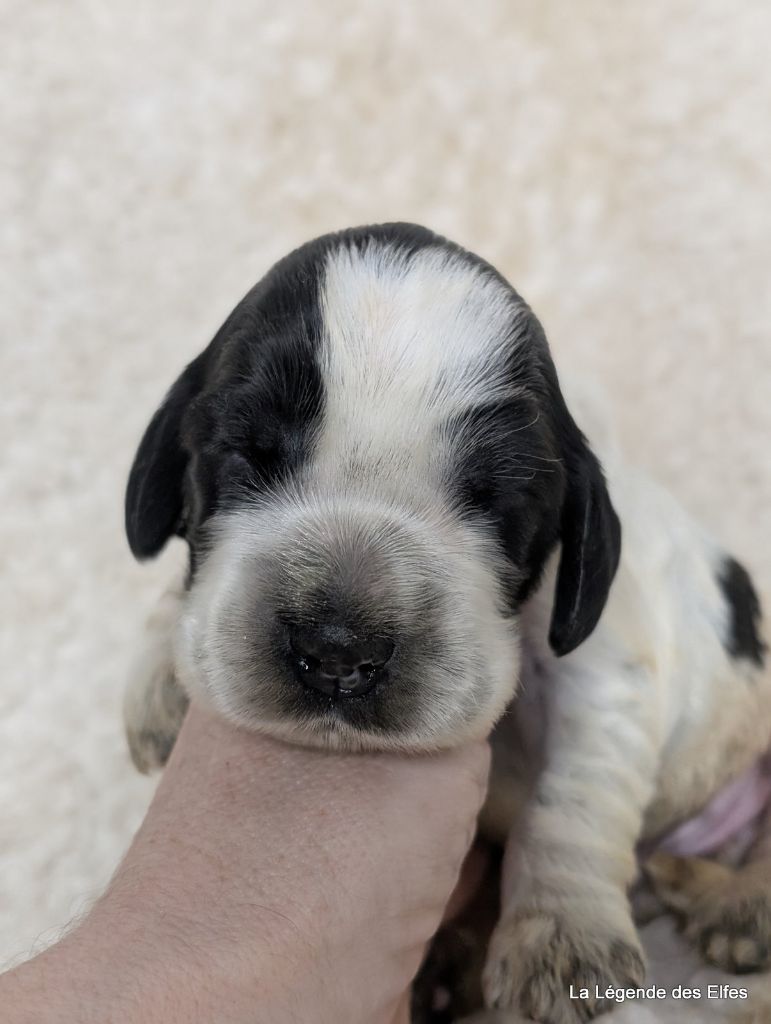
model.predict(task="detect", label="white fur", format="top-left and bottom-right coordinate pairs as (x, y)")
top-left (317, 242), bottom-right (528, 485)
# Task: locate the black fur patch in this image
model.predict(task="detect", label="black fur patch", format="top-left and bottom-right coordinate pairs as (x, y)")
top-left (718, 557), bottom-right (766, 666)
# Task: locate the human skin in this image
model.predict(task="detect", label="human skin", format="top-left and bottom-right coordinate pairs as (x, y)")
top-left (1, 704), bottom-right (490, 1024)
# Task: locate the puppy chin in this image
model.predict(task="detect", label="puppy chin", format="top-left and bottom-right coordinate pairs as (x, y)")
top-left (182, 693), bottom-right (505, 755)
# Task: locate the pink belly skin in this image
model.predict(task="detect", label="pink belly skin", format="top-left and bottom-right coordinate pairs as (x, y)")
top-left (655, 757), bottom-right (771, 858)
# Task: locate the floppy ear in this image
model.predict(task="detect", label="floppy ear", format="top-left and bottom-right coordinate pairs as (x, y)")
top-left (548, 424), bottom-right (621, 656)
top-left (125, 354), bottom-right (207, 560)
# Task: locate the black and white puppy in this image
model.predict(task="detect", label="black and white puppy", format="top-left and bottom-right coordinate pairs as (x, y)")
top-left (124, 223), bottom-right (770, 1023)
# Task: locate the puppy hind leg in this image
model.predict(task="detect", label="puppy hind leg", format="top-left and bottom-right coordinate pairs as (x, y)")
top-left (646, 825), bottom-right (771, 974)
top-left (124, 581), bottom-right (189, 774)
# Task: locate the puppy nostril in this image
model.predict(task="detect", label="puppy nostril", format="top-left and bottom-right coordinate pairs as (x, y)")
top-left (287, 625), bottom-right (394, 697)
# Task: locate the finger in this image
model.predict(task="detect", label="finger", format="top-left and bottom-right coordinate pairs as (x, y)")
top-left (443, 839), bottom-right (491, 922)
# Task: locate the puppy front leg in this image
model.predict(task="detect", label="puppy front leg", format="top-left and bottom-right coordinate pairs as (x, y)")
top-left (124, 580), bottom-right (189, 773)
top-left (483, 669), bottom-right (657, 1022)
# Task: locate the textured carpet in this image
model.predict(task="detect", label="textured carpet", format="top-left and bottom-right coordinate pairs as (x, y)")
top-left (2, 1), bottom-right (770, 1019)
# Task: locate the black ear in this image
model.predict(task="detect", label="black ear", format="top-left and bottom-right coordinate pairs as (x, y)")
top-left (548, 426), bottom-right (621, 656)
top-left (125, 354), bottom-right (207, 560)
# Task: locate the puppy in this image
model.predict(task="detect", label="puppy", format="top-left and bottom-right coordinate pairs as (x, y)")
top-left (123, 223), bottom-right (770, 1022)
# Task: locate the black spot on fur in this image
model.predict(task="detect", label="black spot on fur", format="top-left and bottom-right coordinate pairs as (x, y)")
top-left (717, 557), bottom-right (766, 667)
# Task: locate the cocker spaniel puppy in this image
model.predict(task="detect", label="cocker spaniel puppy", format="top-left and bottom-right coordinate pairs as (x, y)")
top-left (124, 223), bottom-right (770, 1023)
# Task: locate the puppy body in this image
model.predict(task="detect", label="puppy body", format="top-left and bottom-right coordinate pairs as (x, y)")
top-left (480, 410), bottom-right (770, 1016)
top-left (123, 224), bottom-right (769, 1022)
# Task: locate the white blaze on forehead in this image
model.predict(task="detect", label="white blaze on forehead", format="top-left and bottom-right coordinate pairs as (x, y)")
top-left (316, 241), bottom-right (527, 478)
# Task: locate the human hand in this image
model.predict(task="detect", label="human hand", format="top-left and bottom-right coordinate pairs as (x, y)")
top-left (2, 703), bottom-right (490, 1024)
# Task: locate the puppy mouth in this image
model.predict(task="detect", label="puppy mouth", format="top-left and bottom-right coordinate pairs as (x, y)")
top-left (284, 661), bottom-right (407, 737)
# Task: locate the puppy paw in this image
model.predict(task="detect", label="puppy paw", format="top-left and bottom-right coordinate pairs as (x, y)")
top-left (696, 909), bottom-right (771, 975)
top-left (483, 909), bottom-right (645, 1023)
top-left (646, 852), bottom-right (771, 974)
top-left (124, 663), bottom-right (188, 774)
top-left (126, 721), bottom-right (179, 774)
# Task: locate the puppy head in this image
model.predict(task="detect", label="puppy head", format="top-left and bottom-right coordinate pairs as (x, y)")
top-left (126, 223), bottom-right (620, 751)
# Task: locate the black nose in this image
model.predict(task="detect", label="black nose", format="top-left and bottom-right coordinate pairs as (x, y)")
top-left (289, 624), bottom-right (395, 698)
